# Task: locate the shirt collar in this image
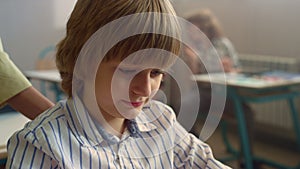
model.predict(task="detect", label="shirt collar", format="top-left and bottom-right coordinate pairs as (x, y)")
top-left (135, 107), bottom-right (157, 132)
top-left (65, 98), bottom-right (157, 147)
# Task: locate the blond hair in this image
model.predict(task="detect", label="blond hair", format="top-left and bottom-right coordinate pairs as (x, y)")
top-left (56, 0), bottom-right (181, 96)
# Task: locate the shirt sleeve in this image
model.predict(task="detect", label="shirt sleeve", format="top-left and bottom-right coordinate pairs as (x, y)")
top-left (173, 122), bottom-right (232, 169)
top-left (0, 38), bottom-right (31, 105)
top-left (6, 128), bottom-right (59, 168)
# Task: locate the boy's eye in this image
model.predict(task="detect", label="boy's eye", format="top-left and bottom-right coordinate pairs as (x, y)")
top-left (118, 68), bottom-right (138, 74)
top-left (118, 67), bottom-right (164, 78)
top-left (150, 69), bottom-right (165, 78)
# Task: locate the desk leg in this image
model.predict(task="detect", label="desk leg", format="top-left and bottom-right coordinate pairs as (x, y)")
top-left (288, 98), bottom-right (300, 150)
top-left (229, 88), bottom-right (254, 169)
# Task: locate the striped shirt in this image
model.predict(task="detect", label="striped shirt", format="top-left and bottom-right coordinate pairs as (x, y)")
top-left (6, 98), bottom-right (230, 169)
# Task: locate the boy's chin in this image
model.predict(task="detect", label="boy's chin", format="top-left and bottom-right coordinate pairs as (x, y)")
top-left (119, 108), bottom-right (142, 120)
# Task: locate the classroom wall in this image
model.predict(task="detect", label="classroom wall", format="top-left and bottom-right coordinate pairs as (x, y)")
top-left (1, 0), bottom-right (300, 70)
top-left (0, 0), bottom-right (76, 70)
top-left (173, 0), bottom-right (300, 58)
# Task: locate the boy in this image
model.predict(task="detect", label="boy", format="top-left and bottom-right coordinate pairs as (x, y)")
top-left (6, 0), bottom-right (231, 168)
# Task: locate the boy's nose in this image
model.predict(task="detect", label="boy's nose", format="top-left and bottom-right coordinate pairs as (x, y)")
top-left (131, 72), bottom-right (152, 97)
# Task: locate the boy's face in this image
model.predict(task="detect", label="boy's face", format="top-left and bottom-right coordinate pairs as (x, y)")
top-left (95, 59), bottom-right (164, 120)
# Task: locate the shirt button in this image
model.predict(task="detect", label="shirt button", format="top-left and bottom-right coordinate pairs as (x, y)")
top-left (116, 156), bottom-right (120, 163)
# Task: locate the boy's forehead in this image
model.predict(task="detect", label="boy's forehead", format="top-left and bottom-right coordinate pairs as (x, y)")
top-left (105, 50), bottom-right (177, 70)
top-left (106, 59), bottom-right (163, 70)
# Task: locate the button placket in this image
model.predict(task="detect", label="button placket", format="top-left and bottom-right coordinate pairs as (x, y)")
top-left (116, 143), bottom-right (122, 168)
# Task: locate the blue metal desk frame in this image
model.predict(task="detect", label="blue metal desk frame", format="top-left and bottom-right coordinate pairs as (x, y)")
top-left (225, 85), bottom-right (300, 169)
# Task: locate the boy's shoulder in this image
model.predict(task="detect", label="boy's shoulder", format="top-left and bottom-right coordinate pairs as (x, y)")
top-left (24, 100), bottom-right (67, 131)
top-left (7, 100), bottom-right (70, 160)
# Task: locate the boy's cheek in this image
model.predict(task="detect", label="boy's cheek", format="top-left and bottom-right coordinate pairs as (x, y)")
top-left (111, 81), bottom-right (130, 99)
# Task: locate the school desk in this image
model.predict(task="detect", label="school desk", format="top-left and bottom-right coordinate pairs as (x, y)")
top-left (193, 71), bottom-right (300, 169)
top-left (24, 70), bottom-right (63, 101)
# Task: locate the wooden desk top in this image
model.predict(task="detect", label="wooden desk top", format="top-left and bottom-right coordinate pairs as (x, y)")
top-left (24, 69), bottom-right (61, 83)
top-left (0, 112), bottom-right (30, 159)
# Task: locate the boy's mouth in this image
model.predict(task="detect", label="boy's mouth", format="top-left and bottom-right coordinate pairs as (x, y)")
top-left (130, 102), bottom-right (143, 108)
top-left (122, 100), bottom-right (144, 108)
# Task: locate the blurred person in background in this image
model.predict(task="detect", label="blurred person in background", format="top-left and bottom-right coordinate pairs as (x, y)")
top-left (184, 8), bottom-right (240, 74)
top-left (183, 9), bottom-right (258, 168)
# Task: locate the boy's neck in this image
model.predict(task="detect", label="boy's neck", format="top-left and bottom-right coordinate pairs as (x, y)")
top-left (104, 117), bottom-right (126, 138)
top-left (98, 108), bottom-right (126, 138)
